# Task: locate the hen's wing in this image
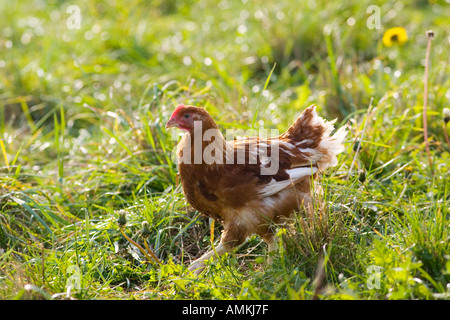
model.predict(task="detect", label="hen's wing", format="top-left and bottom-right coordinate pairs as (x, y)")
top-left (225, 105), bottom-right (347, 199)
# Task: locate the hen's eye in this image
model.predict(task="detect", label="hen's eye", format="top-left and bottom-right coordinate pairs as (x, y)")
top-left (184, 114), bottom-right (190, 118)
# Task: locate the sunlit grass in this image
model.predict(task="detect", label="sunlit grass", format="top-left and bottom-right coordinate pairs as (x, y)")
top-left (0, 0), bottom-right (449, 300)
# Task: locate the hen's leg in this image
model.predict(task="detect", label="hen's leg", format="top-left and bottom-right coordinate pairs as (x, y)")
top-left (188, 241), bottom-right (231, 275)
top-left (260, 232), bottom-right (277, 265)
top-left (189, 221), bottom-right (247, 275)
top-left (263, 234), bottom-right (277, 253)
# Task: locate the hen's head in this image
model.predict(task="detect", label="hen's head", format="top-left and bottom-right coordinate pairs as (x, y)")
top-left (165, 104), bottom-right (217, 132)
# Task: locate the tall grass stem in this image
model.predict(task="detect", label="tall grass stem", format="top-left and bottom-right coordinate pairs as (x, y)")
top-left (423, 30), bottom-right (434, 174)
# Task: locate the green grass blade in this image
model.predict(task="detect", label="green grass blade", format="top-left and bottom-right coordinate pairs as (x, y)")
top-left (252, 63), bottom-right (276, 128)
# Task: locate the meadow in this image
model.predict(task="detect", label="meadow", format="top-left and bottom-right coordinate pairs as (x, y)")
top-left (0, 0), bottom-right (449, 300)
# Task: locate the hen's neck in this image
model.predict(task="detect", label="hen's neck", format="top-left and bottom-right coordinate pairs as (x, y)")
top-left (184, 120), bottom-right (227, 165)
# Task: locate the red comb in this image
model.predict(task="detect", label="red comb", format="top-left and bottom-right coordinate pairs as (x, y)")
top-left (169, 104), bottom-right (186, 119)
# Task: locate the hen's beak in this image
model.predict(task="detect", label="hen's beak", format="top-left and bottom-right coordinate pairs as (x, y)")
top-left (165, 117), bottom-right (177, 129)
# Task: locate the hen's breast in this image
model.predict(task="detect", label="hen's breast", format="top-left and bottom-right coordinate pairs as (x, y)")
top-left (178, 163), bottom-right (225, 221)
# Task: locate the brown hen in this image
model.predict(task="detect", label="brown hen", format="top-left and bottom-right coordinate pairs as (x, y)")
top-left (166, 104), bottom-right (347, 274)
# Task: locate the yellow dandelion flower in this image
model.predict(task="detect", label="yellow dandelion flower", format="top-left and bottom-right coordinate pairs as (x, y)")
top-left (382, 27), bottom-right (408, 47)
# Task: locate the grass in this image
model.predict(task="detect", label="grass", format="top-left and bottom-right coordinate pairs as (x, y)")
top-left (0, 0), bottom-right (449, 300)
